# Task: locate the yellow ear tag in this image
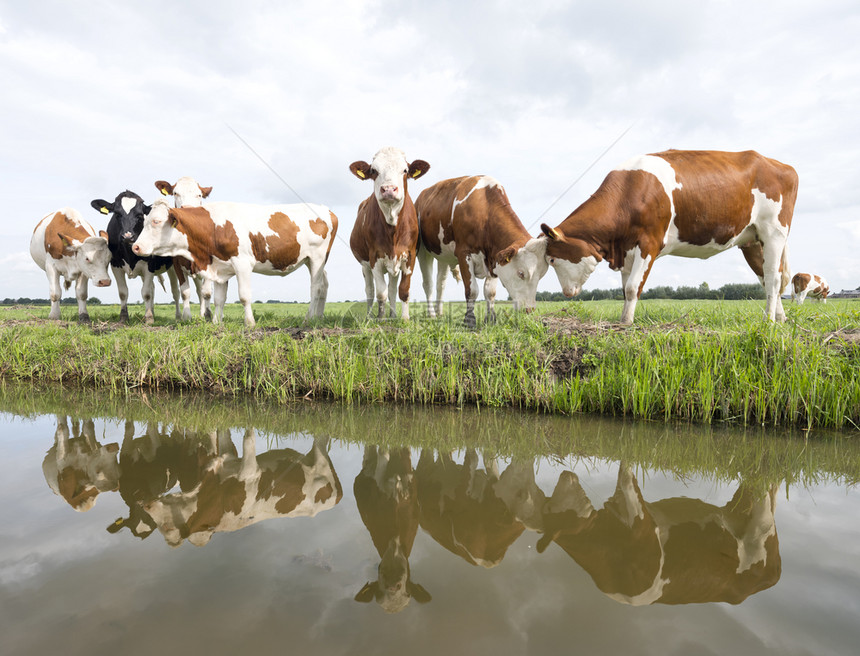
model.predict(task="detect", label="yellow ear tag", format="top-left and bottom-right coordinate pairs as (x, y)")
top-left (99, 207), bottom-right (109, 214)
top-left (161, 187), bottom-right (170, 196)
top-left (356, 170), bottom-right (365, 179)
top-left (412, 170), bottom-right (421, 178)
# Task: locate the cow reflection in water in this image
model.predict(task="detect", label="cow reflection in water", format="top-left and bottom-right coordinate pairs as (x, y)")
top-left (537, 463), bottom-right (780, 605)
top-left (415, 449), bottom-right (546, 568)
top-left (108, 422), bottom-right (220, 539)
top-left (354, 446), bottom-right (430, 612)
top-left (108, 425), bottom-right (342, 547)
top-left (42, 415), bottom-right (120, 511)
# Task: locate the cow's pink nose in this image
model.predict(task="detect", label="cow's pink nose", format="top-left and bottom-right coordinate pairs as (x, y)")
top-left (379, 185), bottom-right (398, 199)
top-left (97, 279), bottom-right (111, 287)
top-left (132, 244), bottom-right (141, 254)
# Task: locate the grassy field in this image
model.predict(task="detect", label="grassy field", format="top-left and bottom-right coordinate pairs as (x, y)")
top-left (1, 298), bottom-right (858, 430)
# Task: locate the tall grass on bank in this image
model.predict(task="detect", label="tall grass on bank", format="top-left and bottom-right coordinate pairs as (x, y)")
top-left (1, 300), bottom-right (858, 430)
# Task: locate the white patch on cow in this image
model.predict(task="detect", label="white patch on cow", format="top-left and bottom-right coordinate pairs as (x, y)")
top-left (370, 147), bottom-right (410, 226)
top-left (492, 237), bottom-right (549, 310)
top-left (120, 196), bottom-right (138, 215)
top-left (451, 175), bottom-right (500, 223)
top-left (549, 255), bottom-right (599, 298)
top-left (171, 176), bottom-right (206, 208)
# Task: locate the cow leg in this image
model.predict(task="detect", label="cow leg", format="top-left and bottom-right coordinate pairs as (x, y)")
top-left (761, 240), bottom-right (788, 322)
top-left (619, 246), bottom-right (655, 325)
top-left (141, 271), bottom-right (156, 324)
top-left (361, 264), bottom-right (375, 316)
top-left (307, 262), bottom-right (329, 319)
top-left (75, 275), bottom-right (90, 322)
top-left (417, 248), bottom-right (437, 318)
top-left (483, 277), bottom-right (498, 324)
top-left (398, 260), bottom-right (414, 321)
top-left (113, 267), bottom-right (129, 322)
top-left (233, 266), bottom-right (256, 328)
top-left (212, 281), bottom-right (228, 324)
top-left (199, 277), bottom-right (213, 320)
top-left (460, 254), bottom-right (479, 329)
top-left (387, 272), bottom-right (399, 318)
top-left (795, 289), bottom-right (807, 305)
top-left (166, 267), bottom-right (183, 321)
top-left (46, 263), bottom-right (63, 320)
top-left (372, 264), bottom-right (388, 319)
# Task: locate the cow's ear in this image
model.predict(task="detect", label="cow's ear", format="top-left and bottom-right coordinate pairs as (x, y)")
top-left (408, 159), bottom-right (430, 180)
top-left (354, 581), bottom-right (377, 603)
top-left (91, 199), bottom-right (113, 215)
top-left (98, 230), bottom-right (109, 240)
top-left (143, 203), bottom-right (153, 215)
top-left (349, 161), bottom-right (372, 181)
top-left (199, 185), bottom-right (213, 198)
top-left (57, 232), bottom-right (73, 248)
top-left (154, 181), bottom-right (174, 197)
top-left (497, 246), bottom-right (516, 266)
top-left (409, 582), bottom-right (432, 604)
top-left (540, 223), bottom-right (563, 241)
top-left (168, 209), bottom-right (181, 227)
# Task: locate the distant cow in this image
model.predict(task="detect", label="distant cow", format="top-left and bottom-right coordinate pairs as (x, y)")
top-left (353, 446), bottom-right (431, 612)
top-left (416, 176), bottom-right (548, 327)
top-left (541, 150), bottom-right (798, 324)
top-left (91, 191), bottom-right (182, 323)
top-left (536, 464), bottom-right (781, 605)
top-left (349, 147), bottom-right (430, 320)
top-left (791, 272), bottom-right (829, 303)
top-left (30, 208), bottom-right (112, 321)
top-left (42, 415), bottom-right (120, 512)
top-left (155, 177), bottom-right (216, 320)
top-left (132, 199), bottom-right (338, 327)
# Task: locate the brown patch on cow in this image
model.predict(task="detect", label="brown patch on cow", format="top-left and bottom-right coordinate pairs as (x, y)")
top-left (249, 212), bottom-right (302, 271)
top-left (57, 466), bottom-right (98, 508)
top-left (314, 482), bottom-right (334, 504)
top-left (792, 273), bottom-right (812, 294)
top-left (172, 207), bottom-right (240, 271)
top-left (186, 472), bottom-right (246, 536)
top-left (43, 212), bottom-right (92, 260)
top-left (325, 211), bottom-right (338, 262)
top-left (309, 217), bottom-right (328, 239)
top-left (350, 194), bottom-right (419, 270)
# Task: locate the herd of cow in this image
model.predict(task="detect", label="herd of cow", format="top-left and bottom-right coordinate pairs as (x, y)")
top-left (45, 416), bottom-right (780, 611)
top-left (29, 147), bottom-right (830, 329)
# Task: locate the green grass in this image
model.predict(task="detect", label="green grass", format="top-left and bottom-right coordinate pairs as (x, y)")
top-left (1, 298), bottom-right (858, 430)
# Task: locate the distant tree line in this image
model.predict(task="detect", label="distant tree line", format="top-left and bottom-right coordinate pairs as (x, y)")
top-left (2, 297), bottom-right (103, 306)
top-left (536, 282), bottom-right (766, 302)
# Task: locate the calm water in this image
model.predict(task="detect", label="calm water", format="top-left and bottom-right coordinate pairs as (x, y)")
top-left (1, 391), bottom-right (859, 656)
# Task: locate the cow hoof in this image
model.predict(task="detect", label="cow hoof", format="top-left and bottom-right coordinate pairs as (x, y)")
top-left (78, 313), bottom-right (91, 323)
top-left (463, 312), bottom-right (477, 330)
top-left (119, 310), bottom-right (129, 323)
top-left (144, 315), bottom-right (154, 325)
top-left (485, 311), bottom-right (497, 326)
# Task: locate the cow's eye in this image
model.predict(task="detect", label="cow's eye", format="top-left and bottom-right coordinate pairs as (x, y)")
top-left (549, 257), bottom-right (556, 264)
top-left (518, 270), bottom-right (526, 280)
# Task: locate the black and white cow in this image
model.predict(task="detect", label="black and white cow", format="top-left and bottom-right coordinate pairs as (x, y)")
top-left (91, 190), bottom-right (183, 323)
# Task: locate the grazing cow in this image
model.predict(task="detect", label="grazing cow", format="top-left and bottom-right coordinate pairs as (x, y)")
top-left (90, 191), bottom-right (183, 323)
top-left (29, 208), bottom-right (112, 321)
top-left (541, 149), bottom-right (798, 324)
top-left (349, 147), bottom-right (430, 320)
top-left (353, 446), bottom-right (431, 612)
top-left (791, 272), bottom-right (829, 304)
top-left (142, 430), bottom-right (343, 547)
top-left (155, 177), bottom-right (216, 320)
top-left (131, 199), bottom-right (338, 327)
top-left (42, 415), bottom-right (120, 512)
top-left (536, 464), bottom-right (781, 605)
top-left (416, 176), bottom-right (549, 327)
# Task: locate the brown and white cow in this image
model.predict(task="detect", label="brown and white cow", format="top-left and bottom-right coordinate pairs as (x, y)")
top-left (791, 272), bottom-right (829, 304)
top-left (349, 147), bottom-right (430, 320)
top-left (541, 150), bottom-right (798, 324)
top-left (42, 415), bottom-right (120, 512)
top-left (353, 446), bottom-right (431, 612)
top-left (142, 430), bottom-right (343, 547)
top-left (536, 464), bottom-right (781, 605)
top-left (155, 176), bottom-right (216, 320)
top-left (132, 199), bottom-right (338, 327)
top-left (29, 208), bottom-right (112, 321)
top-left (416, 176), bottom-right (549, 327)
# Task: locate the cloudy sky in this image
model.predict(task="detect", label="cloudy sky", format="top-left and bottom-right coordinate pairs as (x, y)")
top-left (2, 0), bottom-right (859, 305)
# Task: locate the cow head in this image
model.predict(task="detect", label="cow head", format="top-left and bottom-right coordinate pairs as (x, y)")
top-left (155, 176), bottom-right (212, 208)
top-left (131, 199), bottom-right (190, 259)
top-left (541, 223), bottom-right (601, 298)
top-left (493, 237), bottom-right (549, 311)
top-left (354, 536), bottom-right (432, 613)
top-left (91, 191), bottom-right (151, 245)
top-left (75, 233), bottom-right (113, 286)
top-left (350, 147), bottom-right (430, 226)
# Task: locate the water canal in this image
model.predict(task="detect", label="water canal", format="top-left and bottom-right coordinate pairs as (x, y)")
top-left (1, 384), bottom-right (858, 655)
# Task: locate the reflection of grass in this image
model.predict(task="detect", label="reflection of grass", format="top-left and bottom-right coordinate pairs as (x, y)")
top-left (1, 300), bottom-right (859, 429)
top-left (2, 381), bottom-right (858, 489)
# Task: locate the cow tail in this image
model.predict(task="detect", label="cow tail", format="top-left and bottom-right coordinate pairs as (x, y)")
top-left (779, 241), bottom-right (791, 295)
top-left (156, 273), bottom-right (167, 293)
